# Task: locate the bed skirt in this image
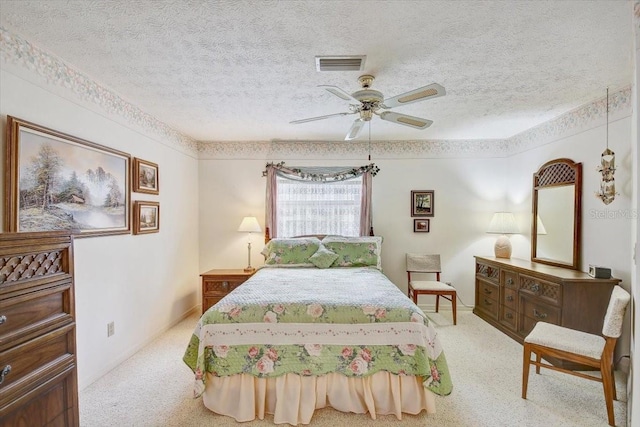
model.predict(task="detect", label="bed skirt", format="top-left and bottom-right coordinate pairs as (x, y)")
top-left (202, 372), bottom-right (436, 425)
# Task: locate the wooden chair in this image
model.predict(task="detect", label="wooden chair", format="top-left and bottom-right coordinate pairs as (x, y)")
top-left (522, 285), bottom-right (630, 426)
top-left (406, 254), bottom-right (456, 325)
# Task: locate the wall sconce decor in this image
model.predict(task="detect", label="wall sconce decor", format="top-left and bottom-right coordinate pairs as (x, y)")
top-left (596, 88), bottom-right (617, 205)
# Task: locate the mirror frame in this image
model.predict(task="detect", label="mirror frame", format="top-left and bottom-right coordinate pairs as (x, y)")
top-left (531, 158), bottom-right (582, 270)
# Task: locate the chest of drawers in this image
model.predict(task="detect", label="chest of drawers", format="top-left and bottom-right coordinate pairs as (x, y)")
top-left (474, 256), bottom-right (620, 348)
top-left (0, 231), bottom-right (78, 427)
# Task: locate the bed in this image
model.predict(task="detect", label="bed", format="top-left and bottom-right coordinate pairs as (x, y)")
top-left (183, 236), bottom-right (452, 425)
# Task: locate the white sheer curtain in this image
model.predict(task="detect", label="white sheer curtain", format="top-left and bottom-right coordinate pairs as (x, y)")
top-left (276, 175), bottom-right (362, 237)
top-left (263, 163), bottom-right (379, 238)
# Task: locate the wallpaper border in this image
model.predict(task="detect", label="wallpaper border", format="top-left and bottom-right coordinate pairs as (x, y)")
top-left (0, 26), bottom-right (199, 157)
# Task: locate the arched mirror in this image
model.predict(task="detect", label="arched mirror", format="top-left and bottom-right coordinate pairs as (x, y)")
top-left (531, 158), bottom-right (582, 270)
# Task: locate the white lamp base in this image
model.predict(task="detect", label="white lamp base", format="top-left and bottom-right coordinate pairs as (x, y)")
top-left (494, 235), bottom-right (512, 259)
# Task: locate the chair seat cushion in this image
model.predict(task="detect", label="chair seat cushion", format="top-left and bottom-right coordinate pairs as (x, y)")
top-left (524, 321), bottom-right (605, 359)
top-left (409, 280), bottom-right (454, 292)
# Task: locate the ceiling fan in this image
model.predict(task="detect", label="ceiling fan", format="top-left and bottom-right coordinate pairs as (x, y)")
top-left (290, 75), bottom-right (445, 140)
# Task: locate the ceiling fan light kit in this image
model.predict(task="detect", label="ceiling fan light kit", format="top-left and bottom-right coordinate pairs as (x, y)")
top-left (291, 74), bottom-right (446, 140)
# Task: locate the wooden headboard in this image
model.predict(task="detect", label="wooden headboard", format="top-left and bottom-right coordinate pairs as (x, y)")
top-left (264, 226), bottom-right (374, 243)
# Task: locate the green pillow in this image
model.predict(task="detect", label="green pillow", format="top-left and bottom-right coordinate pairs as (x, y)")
top-left (309, 245), bottom-right (339, 269)
top-left (261, 238), bottom-right (320, 266)
top-left (323, 241), bottom-right (379, 268)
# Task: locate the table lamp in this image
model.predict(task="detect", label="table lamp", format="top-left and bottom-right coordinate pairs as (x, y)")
top-left (487, 212), bottom-right (518, 259)
top-left (238, 216), bottom-right (262, 272)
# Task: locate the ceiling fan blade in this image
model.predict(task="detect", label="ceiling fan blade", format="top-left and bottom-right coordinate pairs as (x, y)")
top-left (290, 112), bottom-right (352, 124)
top-left (345, 118), bottom-right (366, 140)
top-left (319, 85), bottom-right (362, 105)
top-left (379, 111), bottom-right (433, 129)
top-left (382, 83), bottom-right (446, 108)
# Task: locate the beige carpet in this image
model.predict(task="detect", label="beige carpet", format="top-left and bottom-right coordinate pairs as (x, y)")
top-left (79, 310), bottom-right (627, 426)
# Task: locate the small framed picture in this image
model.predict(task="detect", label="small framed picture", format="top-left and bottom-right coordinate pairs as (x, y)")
top-left (132, 158), bottom-right (159, 195)
top-left (133, 201), bottom-right (159, 234)
top-left (413, 219), bottom-right (430, 232)
top-left (411, 190), bottom-right (434, 217)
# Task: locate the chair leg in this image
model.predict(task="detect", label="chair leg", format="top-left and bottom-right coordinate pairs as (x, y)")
top-left (452, 292), bottom-right (457, 325)
top-left (435, 295), bottom-right (440, 313)
top-left (412, 289), bottom-right (417, 304)
top-left (601, 357), bottom-right (616, 426)
top-left (535, 352), bottom-right (541, 374)
top-left (611, 365), bottom-right (617, 401)
top-left (522, 343), bottom-right (531, 399)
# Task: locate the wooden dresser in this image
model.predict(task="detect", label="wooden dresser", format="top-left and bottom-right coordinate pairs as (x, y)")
top-left (474, 256), bottom-right (620, 345)
top-left (0, 231), bottom-right (78, 427)
top-left (201, 269), bottom-right (254, 314)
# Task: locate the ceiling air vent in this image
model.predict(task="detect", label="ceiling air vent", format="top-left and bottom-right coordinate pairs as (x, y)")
top-left (315, 55), bottom-right (366, 72)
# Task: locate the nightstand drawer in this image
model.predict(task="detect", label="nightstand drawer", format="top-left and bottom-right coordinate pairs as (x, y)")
top-left (200, 269), bottom-right (253, 314)
top-left (203, 279), bottom-right (243, 294)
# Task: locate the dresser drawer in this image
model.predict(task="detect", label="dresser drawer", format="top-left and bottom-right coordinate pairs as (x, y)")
top-left (477, 280), bottom-right (498, 302)
top-left (519, 296), bottom-right (561, 337)
top-left (476, 279), bottom-right (499, 319)
top-left (500, 307), bottom-right (517, 331)
top-left (476, 263), bottom-right (499, 284)
top-left (0, 281), bottom-right (73, 352)
top-left (502, 270), bottom-right (518, 290)
top-left (0, 323), bottom-right (75, 402)
top-left (519, 274), bottom-right (561, 306)
top-left (502, 287), bottom-right (517, 310)
top-left (0, 364), bottom-right (77, 426)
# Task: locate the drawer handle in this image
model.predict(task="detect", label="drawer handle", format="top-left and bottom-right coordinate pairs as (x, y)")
top-left (484, 299), bottom-right (492, 306)
top-left (0, 315), bottom-right (6, 325)
top-left (223, 281), bottom-right (229, 289)
top-left (506, 295), bottom-right (514, 302)
top-left (506, 278), bottom-right (513, 286)
top-left (533, 309), bottom-right (547, 319)
top-left (0, 365), bottom-right (11, 385)
top-left (483, 288), bottom-right (492, 295)
top-left (506, 312), bottom-right (513, 319)
top-left (531, 283), bottom-right (540, 293)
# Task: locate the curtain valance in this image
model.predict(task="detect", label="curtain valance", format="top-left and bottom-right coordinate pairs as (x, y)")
top-left (263, 162), bottom-right (380, 182)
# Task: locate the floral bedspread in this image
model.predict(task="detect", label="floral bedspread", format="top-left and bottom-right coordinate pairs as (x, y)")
top-left (183, 267), bottom-right (452, 397)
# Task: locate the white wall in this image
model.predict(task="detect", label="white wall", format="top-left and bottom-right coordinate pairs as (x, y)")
top-left (0, 69), bottom-right (201, 390)
top-left (507, 116), bottom-right (633, 360)
top-left (198, 155), bottom-right (507, 308)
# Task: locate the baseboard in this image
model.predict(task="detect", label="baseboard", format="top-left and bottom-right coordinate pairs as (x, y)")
top-left (79, 304), bottom-right (200, 391)
top-left (418, 304), bottom-right (474, 312)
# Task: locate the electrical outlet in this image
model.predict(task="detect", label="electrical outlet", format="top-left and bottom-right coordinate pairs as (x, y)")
top-left (107, 321), bottom-right (115, 337)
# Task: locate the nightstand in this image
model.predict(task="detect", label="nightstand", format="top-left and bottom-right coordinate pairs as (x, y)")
top-left (201, 269), bottom-right (254, 314)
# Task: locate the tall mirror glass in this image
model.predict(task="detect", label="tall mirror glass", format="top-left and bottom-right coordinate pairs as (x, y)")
top-left (531, 158), bottom-right (582, 270)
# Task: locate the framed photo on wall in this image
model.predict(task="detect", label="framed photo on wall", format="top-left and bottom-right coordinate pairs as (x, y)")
top-left (132, 157), bottom-right (159, 195)
top-left (5, 116), bottom-right (131, 237)
top-left (413, 219), bottom-right (430, 232)
top-left (411, 190), bottom-right (435, 217)
top-left (133, 201), bottom-right (159, 234)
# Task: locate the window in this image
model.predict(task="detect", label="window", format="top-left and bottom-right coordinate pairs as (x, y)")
top-left (276, 175), bottom-right (362, 237)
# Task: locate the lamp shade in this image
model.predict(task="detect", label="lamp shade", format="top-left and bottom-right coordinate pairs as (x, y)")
top-left (237, 216), bottom-right (262, 233)
top-left (487, 212), bottom-right (518, 235)
top-left (536, 215), bottom-right (547, 235)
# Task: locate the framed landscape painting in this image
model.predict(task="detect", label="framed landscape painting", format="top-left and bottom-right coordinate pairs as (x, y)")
top-left (414, 219), bottom-right (430, 232)
top-left (5, 116), bottom-right (131, 237)
top-left (132, 157), bottom-right (159, 195)
top-left (411, 190), bottom-right (435, 217)
top-left (133, 201), bottom-right (159, 234)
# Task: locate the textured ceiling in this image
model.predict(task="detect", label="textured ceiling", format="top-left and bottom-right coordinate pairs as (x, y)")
top-left (0, 0), bottom-right (633, 142)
